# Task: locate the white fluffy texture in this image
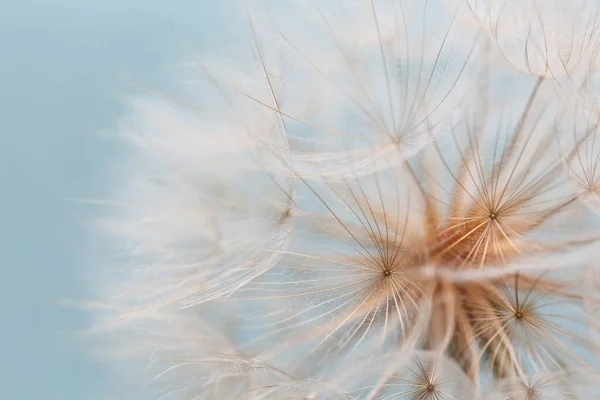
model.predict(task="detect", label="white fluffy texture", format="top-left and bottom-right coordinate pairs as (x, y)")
top-left (243, 0), bottom-right (483, 180)
top-left (96, 312), bottom-right (290, 400)
top-left (460, 0), bottom-right (600, 77)
top-left (91, 1), bottom-right (600, 399)
top-left (97, 59), bottom-right (296, 315)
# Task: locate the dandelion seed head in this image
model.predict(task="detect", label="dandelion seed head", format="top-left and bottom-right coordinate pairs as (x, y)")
top-left (90, 0), bottom-right (600, 398)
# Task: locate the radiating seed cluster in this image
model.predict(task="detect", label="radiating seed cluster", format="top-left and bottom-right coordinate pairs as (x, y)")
top-left (90, 0), bottom-right (600, 399)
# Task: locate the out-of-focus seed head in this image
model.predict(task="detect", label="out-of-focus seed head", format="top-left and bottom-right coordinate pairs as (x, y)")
top-left (89, 1), bottom-right (600, 399)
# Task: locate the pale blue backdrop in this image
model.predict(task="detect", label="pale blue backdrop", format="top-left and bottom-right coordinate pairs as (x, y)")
top-left (0, 1), bottom-right (232, 398)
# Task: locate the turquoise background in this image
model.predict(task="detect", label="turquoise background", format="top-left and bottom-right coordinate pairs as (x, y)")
top-left (0, 1), bottom-right (231, 398)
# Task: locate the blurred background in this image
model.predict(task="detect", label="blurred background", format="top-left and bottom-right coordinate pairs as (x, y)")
top-left (0, 1), bottom-right (233, 398)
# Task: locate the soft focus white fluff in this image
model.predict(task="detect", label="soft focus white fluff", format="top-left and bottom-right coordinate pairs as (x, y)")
top-left (245, 0), bottom-right (485, 180)
top-left (458, 0), bottom-right (600, 77)
top-left (89, 0), bottom-right (600, 399)
top-left (95, 56), bottom-right (296, 316)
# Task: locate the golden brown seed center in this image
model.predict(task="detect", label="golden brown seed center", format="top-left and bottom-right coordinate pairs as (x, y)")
top-left (515, 311), bottom-right (523, 319)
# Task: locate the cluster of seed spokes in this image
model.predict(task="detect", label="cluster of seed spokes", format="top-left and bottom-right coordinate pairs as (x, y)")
top-left (400, 357), bottom-right (449, 400)
top-left (426, 183), bottom-right (547, 270)
top-left (414, 266), bottom-right (582, 382)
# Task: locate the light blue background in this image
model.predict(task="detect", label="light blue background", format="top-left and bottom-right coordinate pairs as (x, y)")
top-left (0, 1), bottom-right (232, 398)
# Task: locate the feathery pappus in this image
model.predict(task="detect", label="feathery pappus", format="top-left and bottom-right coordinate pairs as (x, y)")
top-left (88, 0), bottom-right (600, 399)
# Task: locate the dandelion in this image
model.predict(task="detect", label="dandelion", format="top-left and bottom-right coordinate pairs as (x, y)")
top-left (219, 67), bottom-right (595, 383)
top-left (90, 0), bottom-right (600, 399)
